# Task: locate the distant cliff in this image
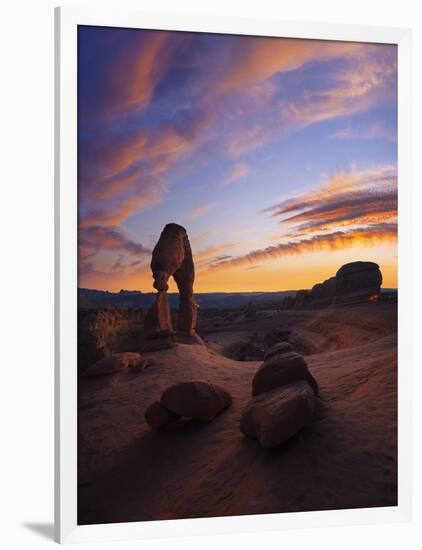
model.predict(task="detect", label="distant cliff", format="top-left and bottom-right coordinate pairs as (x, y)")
top-left (282, 261), bottom-right (393, 310)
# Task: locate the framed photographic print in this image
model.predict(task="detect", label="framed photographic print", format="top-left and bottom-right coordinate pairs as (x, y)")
top-left (55, 6), bottom-right (412, 544)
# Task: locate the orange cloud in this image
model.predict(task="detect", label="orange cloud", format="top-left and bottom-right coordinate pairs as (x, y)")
top-left (210, 164), bottom-right (397, 272)
top-left (210, 224), bottom-right (397, 271)
top-left (265, 166), bottom-right (397, 232)
top-left (213, 38), bottom-right (362, 97)
top-left (79, 191), bottom-right (161, 229)
top-left (105, 31), bottom-right (184, 118)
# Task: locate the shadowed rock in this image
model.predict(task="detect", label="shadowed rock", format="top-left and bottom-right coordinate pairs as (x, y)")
top-left (309, 276), bottom-right (337, 308)
top-left (143, 291), bottom-right (175, 349)
top-left (290, 261), bottom-right (383, 309)
top-left (240, 381), bottom-right (316, 449)
top-left (144, 401), bottom-right (180, 430)
top-left (83, 352), bottom-right (148, 377)
top-left (293, 289), bottom-right (311, 309)
top-left (252, 351), bottom-right (318, 396)
top-left (160, 381), bottom-right (232, 421)
top-left (336, 261), bottom-right (382, 305)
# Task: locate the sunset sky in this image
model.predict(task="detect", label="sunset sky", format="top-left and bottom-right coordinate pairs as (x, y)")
top-left (78, 26), bottom-right (397, 293)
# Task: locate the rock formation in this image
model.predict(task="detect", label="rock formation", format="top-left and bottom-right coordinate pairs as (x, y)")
top-left (143, 223), bottom-right (199, 350)
top-left (282, 261), bottom-right (383, 310)
top-left (143, 291), bottom-right (174, 350)
top-left (293, 289), bottom-right (311, 309)
top-left (240, 342), bottom-right (318, 448)
top-left (78, 308), bottom-right (146, 373)
top-left (161, 381), bottom-right (232, 421)
top-left (83, 352), bottom-right (151, 377)
top-left (252, 351), bottom-right (318, 396)
top-left (145, 380), bottom-right (232, 430)
top-left (335, 261), bottom-right (382, 305)
top-left (309, 276), bottom-right (337, 308)
top-left (144, 401), bottom-right (180, 430)
top-left (240, 381), bottom-right (315, 449)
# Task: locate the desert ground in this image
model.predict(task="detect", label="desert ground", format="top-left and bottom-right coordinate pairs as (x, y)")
top-left (78, 301), bottom-right (397, 525)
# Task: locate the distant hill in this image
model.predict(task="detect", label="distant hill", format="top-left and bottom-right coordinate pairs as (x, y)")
top-left (78, 288), bottom-right (152, 308)
top-left (78, 288), bottom-right (297, 310)
top-left (78, 287), bottom-right (396, 310)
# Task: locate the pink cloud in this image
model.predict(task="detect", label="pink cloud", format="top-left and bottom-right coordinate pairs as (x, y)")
top-left (222, 162), bottom-right (250, 186)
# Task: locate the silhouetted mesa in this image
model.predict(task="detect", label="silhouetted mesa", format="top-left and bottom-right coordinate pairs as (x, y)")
top-left (282, 261), bottom-right (383, 310)
top-left (336, 261), bottom-right (383, 305)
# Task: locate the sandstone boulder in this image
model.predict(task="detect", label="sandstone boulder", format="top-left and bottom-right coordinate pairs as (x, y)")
top-left (144, 401), bottom-right (180, 430)
top-left (83, 352), bottom-right (147, 377)
top-left (252, 351), bottom-right (318, 396)
top-left (240, 381), bottom-right (316, 449)
top-left (161, 381), bottom-right (232, 421)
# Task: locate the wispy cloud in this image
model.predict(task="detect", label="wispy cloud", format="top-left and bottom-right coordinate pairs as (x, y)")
top-left (185, 203), bottom-right (215, 220)
top-left (194, 242), bottom-right (237, 268)
top-left (223, 43), bottom-right (397, 158)
top-left (265, 165), bottom-right (397, 231)
top-left (330, 121), bottom-right (397, 142)
top-left (212, 38), bottom-right (363, 97)
top-left (222, 162), bottom-right (250, 186)
top-left (210, 224), bottom-right (397, 270)
top-left (211, 165), bottom-right (397, 271)
top-left (78, 226), bottom-right (151, 267)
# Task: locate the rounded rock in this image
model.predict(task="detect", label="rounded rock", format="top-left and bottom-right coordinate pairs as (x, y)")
top-left (144, 401), bottom-right (180, 430)
top-left (240, 380), bottom-right (315, 449)
top-left (161, 381), bottom-right (232, 421)
top-left (252, 352), bottom-right (308, 396)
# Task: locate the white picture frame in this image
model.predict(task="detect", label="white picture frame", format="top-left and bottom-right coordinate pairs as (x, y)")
top-left (55, 6), bottom-right (412, 544)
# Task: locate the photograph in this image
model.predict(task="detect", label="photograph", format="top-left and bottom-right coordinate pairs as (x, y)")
top-left (76, 25), bottom-right (398, 525)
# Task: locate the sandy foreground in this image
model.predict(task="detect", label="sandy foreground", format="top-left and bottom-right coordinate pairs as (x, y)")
top-left (78, 304), bottom-right (397, 525)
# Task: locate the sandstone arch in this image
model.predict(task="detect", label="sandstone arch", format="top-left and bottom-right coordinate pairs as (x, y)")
top-left (143, 223), bottom-right (199, 350)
